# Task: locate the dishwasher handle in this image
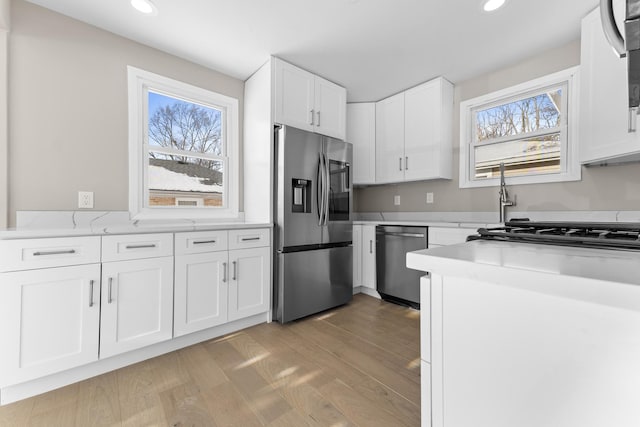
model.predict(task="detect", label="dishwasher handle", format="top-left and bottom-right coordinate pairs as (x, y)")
top-left (378, 232), bottom-right (426, 238)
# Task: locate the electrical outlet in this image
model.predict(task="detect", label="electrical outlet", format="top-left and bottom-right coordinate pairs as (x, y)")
top-left (78, 191), bottom-right (94, 209)
top-left (394, 195), bottom-right (401, 206)
top-left (426, 192), bottom-right (434, 204)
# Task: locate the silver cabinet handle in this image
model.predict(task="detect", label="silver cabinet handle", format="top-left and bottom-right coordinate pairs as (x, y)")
top-left (317, 111), bottom-right (321, 127)
top-left (89, 280), bottom-right (95, 307)
top-left (125, 244), bottom-right (156, 249)
top-left (33, 249), bottom-right (76, 256)
top-left (380, 232), bottom-right (426, 238)
top-left (405, 156), bottom-right (408, 170)
top-left (369, 240), bottom-right (373, 254)
top-left (399, 157), bottom-right (402, 171)
top-left (310, 109), bottom-right (315, 126)
top-left (232, 261), bottom-right (237, 281)
top-left (108, 277), bottom-right (113, 304)
top-left (223, 262), bottom-right (227, 283)
top-left (193, 240), bottom-right (217, 245)
top-left (241, 237), bottom-right (260, 242)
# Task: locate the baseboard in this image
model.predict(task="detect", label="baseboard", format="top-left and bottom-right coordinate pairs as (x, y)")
top-left (354, 286), bottom-right (381, 299)
top-left (0, 312), bottom-right (268, 405)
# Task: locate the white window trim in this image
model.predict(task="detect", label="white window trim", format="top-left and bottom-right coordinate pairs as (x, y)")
top-left (127, 66), bottom-right (239, 220)
top-left (459, 66), bottom-right (581, 188)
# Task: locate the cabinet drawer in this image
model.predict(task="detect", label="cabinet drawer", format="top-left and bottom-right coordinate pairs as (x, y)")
top-left (102, 233), bottom-right (173, 262)
top-left (0, 236), bottom-right (101, 272)
top-left (175, 231), bottom-right (228, 255)
top-left (429, 227), bottom-right (475, 247)
top-left (228, 228), bottom-right (270, 250)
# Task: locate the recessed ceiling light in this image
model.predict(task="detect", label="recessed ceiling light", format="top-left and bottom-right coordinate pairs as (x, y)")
top-left (131, 0), bottom-right (158, 16)
top-left (483, 0), bottom-right (506, 12)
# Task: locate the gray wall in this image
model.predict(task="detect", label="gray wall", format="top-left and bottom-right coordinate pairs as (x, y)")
top-left (8, 0), bottom-right (244, 226)
top-left (355, 39), bottom-right (640, 213)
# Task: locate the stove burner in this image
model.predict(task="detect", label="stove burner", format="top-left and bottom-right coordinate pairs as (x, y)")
top-left (467, 221), bottom-right (640, 251)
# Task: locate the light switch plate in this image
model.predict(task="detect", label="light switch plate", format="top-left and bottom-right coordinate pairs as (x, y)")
top-left (426, 192), bottom-right (434, 204)
top-left (394, 195), bottom-right (401, 206)
top-left (78, 191), bottom-right (94, 209)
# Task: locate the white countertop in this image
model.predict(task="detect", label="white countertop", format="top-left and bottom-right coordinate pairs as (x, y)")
top-left (0, 221), bottom-right (272, 240)
top-left (353, 220), bottom-right (499, 229)
top-left (407, 240), bottom-right (640, 312)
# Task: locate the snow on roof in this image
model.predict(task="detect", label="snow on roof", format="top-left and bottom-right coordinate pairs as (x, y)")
top-left (148, 165), bottom-right (223, 193)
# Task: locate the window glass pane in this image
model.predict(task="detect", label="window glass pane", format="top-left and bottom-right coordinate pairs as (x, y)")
top-left (148, 152), bottom-right (224, 207)
top-left (475, 88), bottom-right (562, 142)
top-left (474, 133), bottom-right (561, 179)
top-left (148, 91), bottom-right (223, 156)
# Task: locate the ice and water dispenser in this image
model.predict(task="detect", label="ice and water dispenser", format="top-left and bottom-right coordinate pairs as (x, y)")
top-left (291, 179), bottom-right (311, 213)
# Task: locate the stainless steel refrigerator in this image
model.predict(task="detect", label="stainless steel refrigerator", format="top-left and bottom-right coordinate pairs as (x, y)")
top-left (273, 125), bottom-right (353, 323)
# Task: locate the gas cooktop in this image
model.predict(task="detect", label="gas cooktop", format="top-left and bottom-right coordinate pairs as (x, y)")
top-left (467, 220), bottom-right (640, 251)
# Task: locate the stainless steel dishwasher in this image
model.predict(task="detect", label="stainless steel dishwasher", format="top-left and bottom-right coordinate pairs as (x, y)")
top-left (376, 225), bottom-right (427, 309)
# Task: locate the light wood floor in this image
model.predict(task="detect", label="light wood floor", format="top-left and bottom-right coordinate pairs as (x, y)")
top-left (0, 294), bottom-right (421, 427)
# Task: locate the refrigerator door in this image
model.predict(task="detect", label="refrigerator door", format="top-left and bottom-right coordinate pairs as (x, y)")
top-left (275, 126), bottom-right (323, 250)
top-left (323, 137), bottom-right (353, 244)
top-left (275, 245), bottom-right (353, 323)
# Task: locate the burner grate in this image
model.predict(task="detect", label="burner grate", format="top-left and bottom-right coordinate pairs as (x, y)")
top-left (467, 221), bottom-right (640, 251)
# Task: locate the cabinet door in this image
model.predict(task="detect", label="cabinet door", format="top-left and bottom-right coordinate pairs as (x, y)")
top-left (228, 247), bottom-right (270, 321)
top-left (174, 252), bottom-right (228, 337)
top-left (0, 264), bottom-right (100, 387)
top-left (352, 224), bottom-right (363, 288)
top-left (361, 225), bottom-right (377, 290)
top-left (375, 92), bottom-right (405, 183)
top-left (314, 76), bottom-right (346, 140)
top-left (274, 59), bottom-right (315, 132)
top-left (347, 103), bottom-right (376, 184)
top-left (404, 79), bottom-right (453, 181)
top-left (100, 257), bottom-right (174, 358)
top-left (580, 4), bottom-right (640, 164)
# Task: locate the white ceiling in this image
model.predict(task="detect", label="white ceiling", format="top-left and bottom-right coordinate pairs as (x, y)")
top-left (24, 0), bottom-right (598, 102)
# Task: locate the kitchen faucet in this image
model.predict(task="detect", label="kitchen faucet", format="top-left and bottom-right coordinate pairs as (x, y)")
top-left (498, 162), bottom-right (515, 223)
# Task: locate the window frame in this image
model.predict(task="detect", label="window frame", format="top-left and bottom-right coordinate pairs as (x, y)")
top-left (459, 67), bottom-right (581, 188)
top-left (127, 66), bottom-right (239, 220)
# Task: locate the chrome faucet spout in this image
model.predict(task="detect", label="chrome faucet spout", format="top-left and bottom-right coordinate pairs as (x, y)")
top-left (498, 163), bottom-right (515, 223)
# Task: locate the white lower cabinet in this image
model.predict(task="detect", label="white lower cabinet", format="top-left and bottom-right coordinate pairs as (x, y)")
top-left (352, 224), bottom-right (377, 294)
top-left (174, 229), bottom-right (271, 335)
top-left (99, 256), bottom-right (174, 359)
top-left (0, 264), bottom-right (101, 387)
top-left (174, 251), bottom-right (228, 337)
top-left (228, 247), bottom-right (270, 321)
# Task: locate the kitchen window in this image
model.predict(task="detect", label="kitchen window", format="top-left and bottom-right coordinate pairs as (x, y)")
top-left (128, 66), bottom-right (239, 219)
top-left (459, 67), bottom-right (580, 188)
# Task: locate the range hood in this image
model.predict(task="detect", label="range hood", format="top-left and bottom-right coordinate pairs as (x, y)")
top-left (601, 0), bottom-right (640, 131)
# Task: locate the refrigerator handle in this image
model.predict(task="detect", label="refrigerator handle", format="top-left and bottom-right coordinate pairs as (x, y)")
top-left (323, 152), bottom-right (330, 226)
top-left (317, 152), bottom-right (325, 226)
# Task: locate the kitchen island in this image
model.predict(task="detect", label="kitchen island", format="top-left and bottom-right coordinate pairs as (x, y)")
top-left (407, 240), bottom-right (640, 427)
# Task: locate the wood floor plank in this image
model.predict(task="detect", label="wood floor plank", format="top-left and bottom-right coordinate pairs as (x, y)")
top-left (177, 343), bottom-right (228, 391)
top-left (288, 318), bottom-right (421, 406)
top-left (30, 382), bottom-right (78, 417)
top-left (319, 379), bottom-right (412, 427)
top-left (203, 381), bottom-right (263, 427)
top-left (266, 409), bottom-right (315, 427)
top-left (74, 372), bottom-right (122, 427)
top-left (159, 382), bottom-right (217, 427)
top-left (28, 402), bottom-right (78, 427)
top-left (0, 397), bottom-right (34, 427)
top-left (204, 338), bottom-right (292, 424)
top-left (146, 350), bottom-right (192, 394)
top-left (352, 377), bottom-right (421, 427)
top-left (116, 362), bottom-right (165, 427)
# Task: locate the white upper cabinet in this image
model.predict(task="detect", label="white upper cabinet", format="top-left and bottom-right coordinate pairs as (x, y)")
top-left (404, 78), bottom-right (453, 181)
top-left (274, 58), bottom-right (346, 140)
top-left (580, 2), bottom-right (640, 164)
top-left (375, 78), bottom-right (453, 184)
top-left (376, 92), bottom-right (406, 183)
top-left (347, 103), bottom-right (376, 185)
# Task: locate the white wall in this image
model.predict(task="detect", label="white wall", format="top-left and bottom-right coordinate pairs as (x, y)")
top-left (0, 0), bottom-right (9, 228)
top-left (8, 0), bottom-right (244, 226)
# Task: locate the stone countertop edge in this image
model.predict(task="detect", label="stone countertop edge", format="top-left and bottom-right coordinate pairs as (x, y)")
top-left (406, 240), bottom-right (640, 312)
top-left (353, 220), bottom-right (501, 228)
top-left (0, 222), bottom-right (273, 240)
